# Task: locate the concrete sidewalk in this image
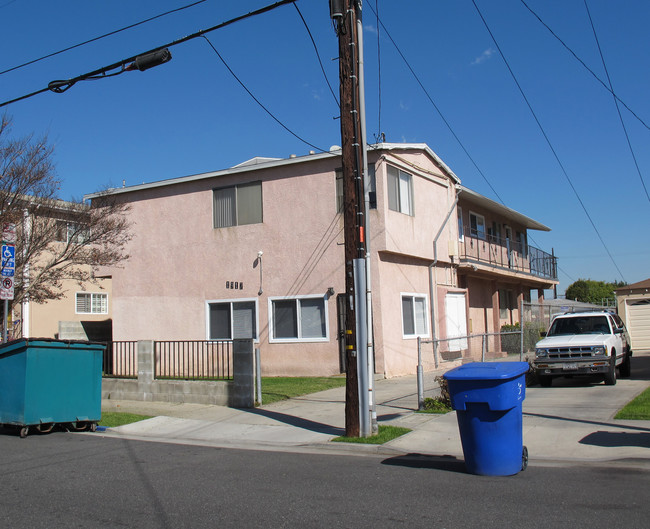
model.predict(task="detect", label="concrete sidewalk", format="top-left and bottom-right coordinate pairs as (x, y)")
top-left (99, 354), bottom-right (650, 466)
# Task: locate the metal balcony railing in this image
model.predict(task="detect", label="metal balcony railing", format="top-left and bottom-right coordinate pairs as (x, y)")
top-left (458, 228), bottom-right (557, 280)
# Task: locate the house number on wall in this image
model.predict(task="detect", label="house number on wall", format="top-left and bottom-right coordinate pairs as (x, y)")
top-left (226, 281), bottom-right (243, 290)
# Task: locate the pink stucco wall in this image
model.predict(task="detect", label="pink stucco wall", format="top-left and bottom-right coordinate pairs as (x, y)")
top-left (105, 147), bottom-right (460, 377)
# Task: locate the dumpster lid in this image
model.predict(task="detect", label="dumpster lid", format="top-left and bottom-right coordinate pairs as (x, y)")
top-left (443, 361), bottom-right (529, 381)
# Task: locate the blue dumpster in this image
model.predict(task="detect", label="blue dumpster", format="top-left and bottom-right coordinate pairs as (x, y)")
top-left (0, 339), bottom-right (104, 437)
top-left (444, 362), bottom-right (528, 476)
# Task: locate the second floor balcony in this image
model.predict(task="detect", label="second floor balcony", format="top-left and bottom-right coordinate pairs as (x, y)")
top-left (458, 228), bottom-right (558, 281)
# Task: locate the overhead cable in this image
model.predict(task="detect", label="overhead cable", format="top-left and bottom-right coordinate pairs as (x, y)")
top-left (582, 0), bottom-right (650, 203)
top-left (471, 0), bottom-right (626, 283)
top-left (201, 36), bottom-right (328, 154)
top-left (293, 2), bottom-right (339, 108)
top-left (0, 0), bottom-right (298, 108)
top-left (519, 0), bottom-right (650, 133)
top-left (364, 1), bottom-right (505, 204)
top-left (0, 0), bottom-right (209, 77)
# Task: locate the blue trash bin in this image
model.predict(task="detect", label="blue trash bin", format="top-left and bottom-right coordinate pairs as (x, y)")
top-left (444, 362), bottom-right (528, 476)
top-left (0, 339), bottom-right (104, 437)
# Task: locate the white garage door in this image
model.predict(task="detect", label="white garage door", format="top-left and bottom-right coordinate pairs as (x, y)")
top-left (627, 299), bottom-right (650, 352)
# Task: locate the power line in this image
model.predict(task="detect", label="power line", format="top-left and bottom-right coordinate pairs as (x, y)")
top-left (582, 0), bottom-right (650, 204)
top-left (0, 0), bottom-right (298, 109)
top-left (0, 0), bottom-right (209, 77)
top-left (471, 0), bottom-right (626, 283)
top-left (365, 3), bottom-right (574, 288)
top-left (201, 36), bottom-right (327, 154)
top-left (364, 1), bottom-right (505, 204)
top-left (292, 2), bottom-right (339, 108)
top-left (519, 0), bottom-right (650, 133)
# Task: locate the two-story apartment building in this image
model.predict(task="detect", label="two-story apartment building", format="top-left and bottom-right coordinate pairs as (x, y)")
top-left (86, 143), bottom-right (558, 377)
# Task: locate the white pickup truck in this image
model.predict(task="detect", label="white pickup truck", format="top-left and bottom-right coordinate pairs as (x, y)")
top-left (533, 311), bottom-right (632, 387)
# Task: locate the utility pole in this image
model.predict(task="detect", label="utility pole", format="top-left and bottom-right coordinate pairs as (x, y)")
top-left (331, 0), bottom-right (367, 437)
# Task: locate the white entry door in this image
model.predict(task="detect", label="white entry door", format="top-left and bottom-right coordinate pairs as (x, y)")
top-left (445, 292), bottom-right (468, 351)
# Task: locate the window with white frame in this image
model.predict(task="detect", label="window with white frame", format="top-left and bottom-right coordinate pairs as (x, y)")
top-left (213, 181), bottom-right (262, 228)
top-left (207, 300), bottom-right (257, 340)
top-left (76, 292), bottom-right (108, 314)
top-left (401, 294), bottom-right (428, 337)
top-left (457, 207), bottom-right (464, 241)
top-left (387, 165), bottom-right (413, 215)
top-left (269, 296), bottom-right (328, 341)
top-left (469, 211), bottom-right (486, 239)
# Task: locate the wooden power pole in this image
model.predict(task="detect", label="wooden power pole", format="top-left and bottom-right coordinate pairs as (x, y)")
top-left (332, 0), bottom-right (366, 437)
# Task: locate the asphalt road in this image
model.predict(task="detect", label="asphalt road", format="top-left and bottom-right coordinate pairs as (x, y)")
top-left (0, 432), bottom-right (648, 528)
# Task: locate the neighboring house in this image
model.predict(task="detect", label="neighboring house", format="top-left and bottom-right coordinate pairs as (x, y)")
top-left (86, 143), bottom-right (558, 377)
top-left (4, 198), bottom-right (113, 342)
top-left (615, 279), bottom-right (650, 352)
top-left (25, 276), bottom-right (112, 341)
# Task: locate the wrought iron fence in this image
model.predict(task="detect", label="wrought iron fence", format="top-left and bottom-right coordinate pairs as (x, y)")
top-left (154, 340), bottom-right (233, 381)
top-left (103, 341), bottom-right (138, 378)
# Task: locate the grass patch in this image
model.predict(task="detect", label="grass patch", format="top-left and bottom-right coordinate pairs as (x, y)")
top-left (418, 397), bottom-right (452, 414)
top-left (261, 376), bottom-right (346, 405)
top-left (615, 387), bottom-right (650, 420)
top-left (332, 425), bottom-right (411, 444)
top-left (99, 412), bottom-right (153, 427)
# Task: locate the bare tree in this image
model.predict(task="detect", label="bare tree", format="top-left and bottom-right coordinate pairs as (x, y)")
top-left (0, 114), bottom-right (131, 308)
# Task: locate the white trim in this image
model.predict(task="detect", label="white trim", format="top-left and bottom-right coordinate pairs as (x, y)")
top-left (267, 294), bottom-right (330, 343)
top-left (400, 292), bottom-right (430, 339)
top-left (205, 297), bottom-right (259, 342)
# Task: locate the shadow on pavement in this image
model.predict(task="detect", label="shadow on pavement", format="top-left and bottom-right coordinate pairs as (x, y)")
top-left (381, 453), bottom-right (467, 474)
top-left (631, 354), bottom-right (650, 381)
top-left (242, 407), bottom-right (344, 436)
top-left (580, 431), bottom-right (650, 448)
top-left (524, 412), bottom-right (650, 433)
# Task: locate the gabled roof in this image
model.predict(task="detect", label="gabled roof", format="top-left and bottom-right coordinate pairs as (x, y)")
top-left (458, 185), bottom-right (551, 232)
top-left (84, 143), bottom-right (459, 200)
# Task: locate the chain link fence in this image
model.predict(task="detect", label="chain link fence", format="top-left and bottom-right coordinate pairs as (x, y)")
top-left (419, 300), bottom-right (608, 370)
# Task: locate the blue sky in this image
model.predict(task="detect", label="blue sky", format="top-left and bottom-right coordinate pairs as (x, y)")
top-left (2, 0), bottom-right (649, 295)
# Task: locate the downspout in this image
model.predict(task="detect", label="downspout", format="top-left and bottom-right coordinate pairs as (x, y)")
top-left (428, 188), bottom-right (461, 367)
top-left (418, 189), bottom-right (459, 409)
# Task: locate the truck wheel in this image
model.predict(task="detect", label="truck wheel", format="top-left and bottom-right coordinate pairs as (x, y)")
top-left (619, 354), bottom-right (631, 378)
top-left (604, 355), bottom-right (617, 386)
top-left (539, 376), bottom-right (552, 388)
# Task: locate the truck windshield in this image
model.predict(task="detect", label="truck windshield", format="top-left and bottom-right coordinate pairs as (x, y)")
top-left (547, 316), bottom-right (610, 336)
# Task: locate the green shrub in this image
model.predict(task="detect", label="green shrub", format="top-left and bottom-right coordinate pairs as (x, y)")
top-left (500, 322), bottom-right (521, 355)
top-left (420, 376), bottom-right (452, 413)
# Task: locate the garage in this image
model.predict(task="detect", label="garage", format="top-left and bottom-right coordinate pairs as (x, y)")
top-left (616, 279), bottom-right (650, 353)
top-left (627, 299), bottom-right (650, 352)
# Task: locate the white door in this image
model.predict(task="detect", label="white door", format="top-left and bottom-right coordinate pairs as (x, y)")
top-left (445, 293), bottom-right (468, 351)
top-left (627, 299), bottom-right (650, 352)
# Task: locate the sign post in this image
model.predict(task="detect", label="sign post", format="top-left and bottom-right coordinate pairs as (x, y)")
top-left (1, 223), bottom-right (16, 342)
